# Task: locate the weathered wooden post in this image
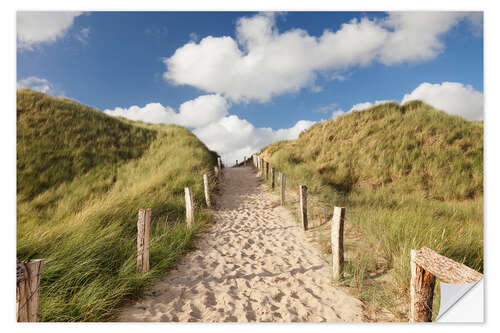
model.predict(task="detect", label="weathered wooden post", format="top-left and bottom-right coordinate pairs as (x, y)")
top-left (236, 160), bottom-right (238, 167)
top-left (203, 173), bottom-right (211, 208)
top-left (265, 161), bottom-right (269, 180)
top-left (280, 173), bottom-right (286, 206)
top-left (217, 156), bottom-right (222, 170)
top-left (17, 259), bottom-right (44, 322)
top-left (244, 156), bottom-right (246, 166)
top-left (271, 167), bottom-right (275, 190)
top-left (410, 250), bottom-right (435, 322)
top-left (214, 165), bottom-right (219, 179)
top-left (299, 185), bottom-right (308, 231)
top-left (137, 208), bottom-right (151, 273)
top-left (409, 247), bottom-right (483, 322)
top-left (185, 187), bottom-right (194, 228)
top-left (331, 206), bottom-right (345, 281)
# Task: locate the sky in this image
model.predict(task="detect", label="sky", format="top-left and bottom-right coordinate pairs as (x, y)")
top-left (16, 11), bottom-right (484, 164)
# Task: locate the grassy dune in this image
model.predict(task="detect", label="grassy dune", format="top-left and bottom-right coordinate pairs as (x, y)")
top-left (261, 100), bottom-right (483, 319)
top-left (17, 89), bottom-right (218, 321)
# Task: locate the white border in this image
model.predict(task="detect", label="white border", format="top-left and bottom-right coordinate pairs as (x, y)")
top-left (2, 1), bottom-right (498, 332)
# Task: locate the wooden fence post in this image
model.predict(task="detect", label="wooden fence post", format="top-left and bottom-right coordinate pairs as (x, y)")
top-left (271, 168), bottom-right (275, 190)
top-left (410, 250), bottom-right (435, 322)
top-left (265, 161), bottom-right (269, 180)
top-left (244, 156), bottom-right (246, 166)
top-left (17, 259), bottom-right (44, 322)
top-left (214, 165), bottom-right (219, 179)
top-left (137, 208), bottom-right (151, 273)
top-left (236, 160), bottom-right (238, 167)
top-left (217, 157), bottom-right (222, 170)
top-left (185, 187), bottom-right (194, 228)
top-left (280, 173), bottom-right (286, 206)
top-left (408, 247), bottom-right (482, 322)
top-left (299, 185), bottom-right (308, 231)
top-left (203, 173), bottom-right (211, 208)
top-left (331, 206), bottom-right (345, 281)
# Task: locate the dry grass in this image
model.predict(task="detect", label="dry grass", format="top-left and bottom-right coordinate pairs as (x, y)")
top-left (260, 100), bottom-right (483, 321)
top-left (17, 89), bottom-right (219, 321)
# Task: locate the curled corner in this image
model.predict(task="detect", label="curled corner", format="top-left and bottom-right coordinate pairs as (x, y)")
top-left (436, 278), bottom-right (484, 322)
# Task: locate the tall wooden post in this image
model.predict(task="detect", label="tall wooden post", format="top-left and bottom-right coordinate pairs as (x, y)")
top-left (17, 259), bottom-right (44, 322)
top-left (410, 250), bottom-right (437, 322)
top-left (280, 173), bottom-right (286, 206)
top-left (265, 162), bottom-right (269, 180)
top-left (203, 173), bottom-right (211, 208)
top-left (137, 208), bottom-right (151, 273)
top-left (331, 206), bottom-right (345, 281)
top-left (185, 187), bottom-right (194, 228)
top-left (299, 185), bottom-right (308, 231)
top-left (236, 160), bottom-right (238, 167)
top-left (271, 168), bottom-right (275, 190)
top-left (408, 246), bottom-right (482, 322)
top-left (217, 157), bottom-right (222, 170)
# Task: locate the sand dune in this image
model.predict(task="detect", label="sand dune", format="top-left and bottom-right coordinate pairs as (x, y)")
top-left (118, 167), bottom-right (363, 322)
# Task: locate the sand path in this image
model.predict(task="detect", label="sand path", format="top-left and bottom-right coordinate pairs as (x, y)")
top-left (118, 166), bottom-right (363, 322)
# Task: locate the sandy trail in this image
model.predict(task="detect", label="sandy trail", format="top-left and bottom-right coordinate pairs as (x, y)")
top-left (118, 167), bottom-right (363, 322)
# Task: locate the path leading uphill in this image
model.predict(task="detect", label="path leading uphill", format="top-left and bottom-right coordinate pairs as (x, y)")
top-left (118, 167), bottom-right (363, 322)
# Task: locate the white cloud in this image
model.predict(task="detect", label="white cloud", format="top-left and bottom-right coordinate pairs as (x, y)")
top-left (378, 12), bottom-right (465, 64)
top-left (340, 81), bottom-right (483, 120)
top-left (17, 76), bottom-right (64, 96)
top-left (349, 100), bottom-right (393, 112)
top-left (176, 94), bottom-right (230, 128)
top-left (164, 12), bottom-right (479, 103)
top-left (331, 110), bottom-right (347, 120)
top-left (17, 12), bottom-right (82, 50)
top-left (103, 94), bottom-right (315, 164)
top-left (402, 82), bottom-right (483, 120)
top-left (103, 94), bottom-right (229, 128)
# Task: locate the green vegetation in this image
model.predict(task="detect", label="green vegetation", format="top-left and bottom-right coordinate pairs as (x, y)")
top-left (261, 100), bottom-right (483, 320)
top-left (17, 89), bottom-right (218, 321)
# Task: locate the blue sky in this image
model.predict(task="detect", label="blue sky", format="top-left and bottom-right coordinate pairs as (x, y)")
top-left (17, 11), bottom-right (484, 163)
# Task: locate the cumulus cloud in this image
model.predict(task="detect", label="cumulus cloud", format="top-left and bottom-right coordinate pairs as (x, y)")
top-left (402, 82), bottom-right (483, 120)
top-left (339, 82), bottom-right (483, 121)
top-left (17, 12), bottom-right (82, 50)
top-left (103, 95), bottom-right (315, 164)
top-left (17, 76), bottom-right (64, 96)
top-left (349, 100), bottom-right (394, 112)
top-left (193, 116), bottom-right (315, 165)
top-left (163, 12), bottom-right (479, 103)
top-left (103, 94), bottom-right (229, 128)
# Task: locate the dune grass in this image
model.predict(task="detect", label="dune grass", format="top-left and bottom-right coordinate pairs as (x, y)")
top-left (17, 89), bottom-right (219, 321)
top-left (261, 101), bottom-right (483, 320)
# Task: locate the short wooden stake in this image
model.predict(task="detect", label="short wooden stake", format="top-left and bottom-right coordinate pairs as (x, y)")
top-left (410, 250), bottom-right (436, 322)
top-left (331, 207), bottom-right (345, 281)
top-left (185, 187), bottom-right (194, 228)
top-left (265, 162), bottom-right (269, 180)
top-left (17, 259), bottom-right (44, 322)
top-left (217, 156), bottom-right (222, 170)
top-left (271, 167), bottom-right (275, 190)
top-left (280, 173), bottom-right (286, 206)
top-left (203, 173), bottom-right (211, 208)
top-left (137, 208), bottom-right (151, 273)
